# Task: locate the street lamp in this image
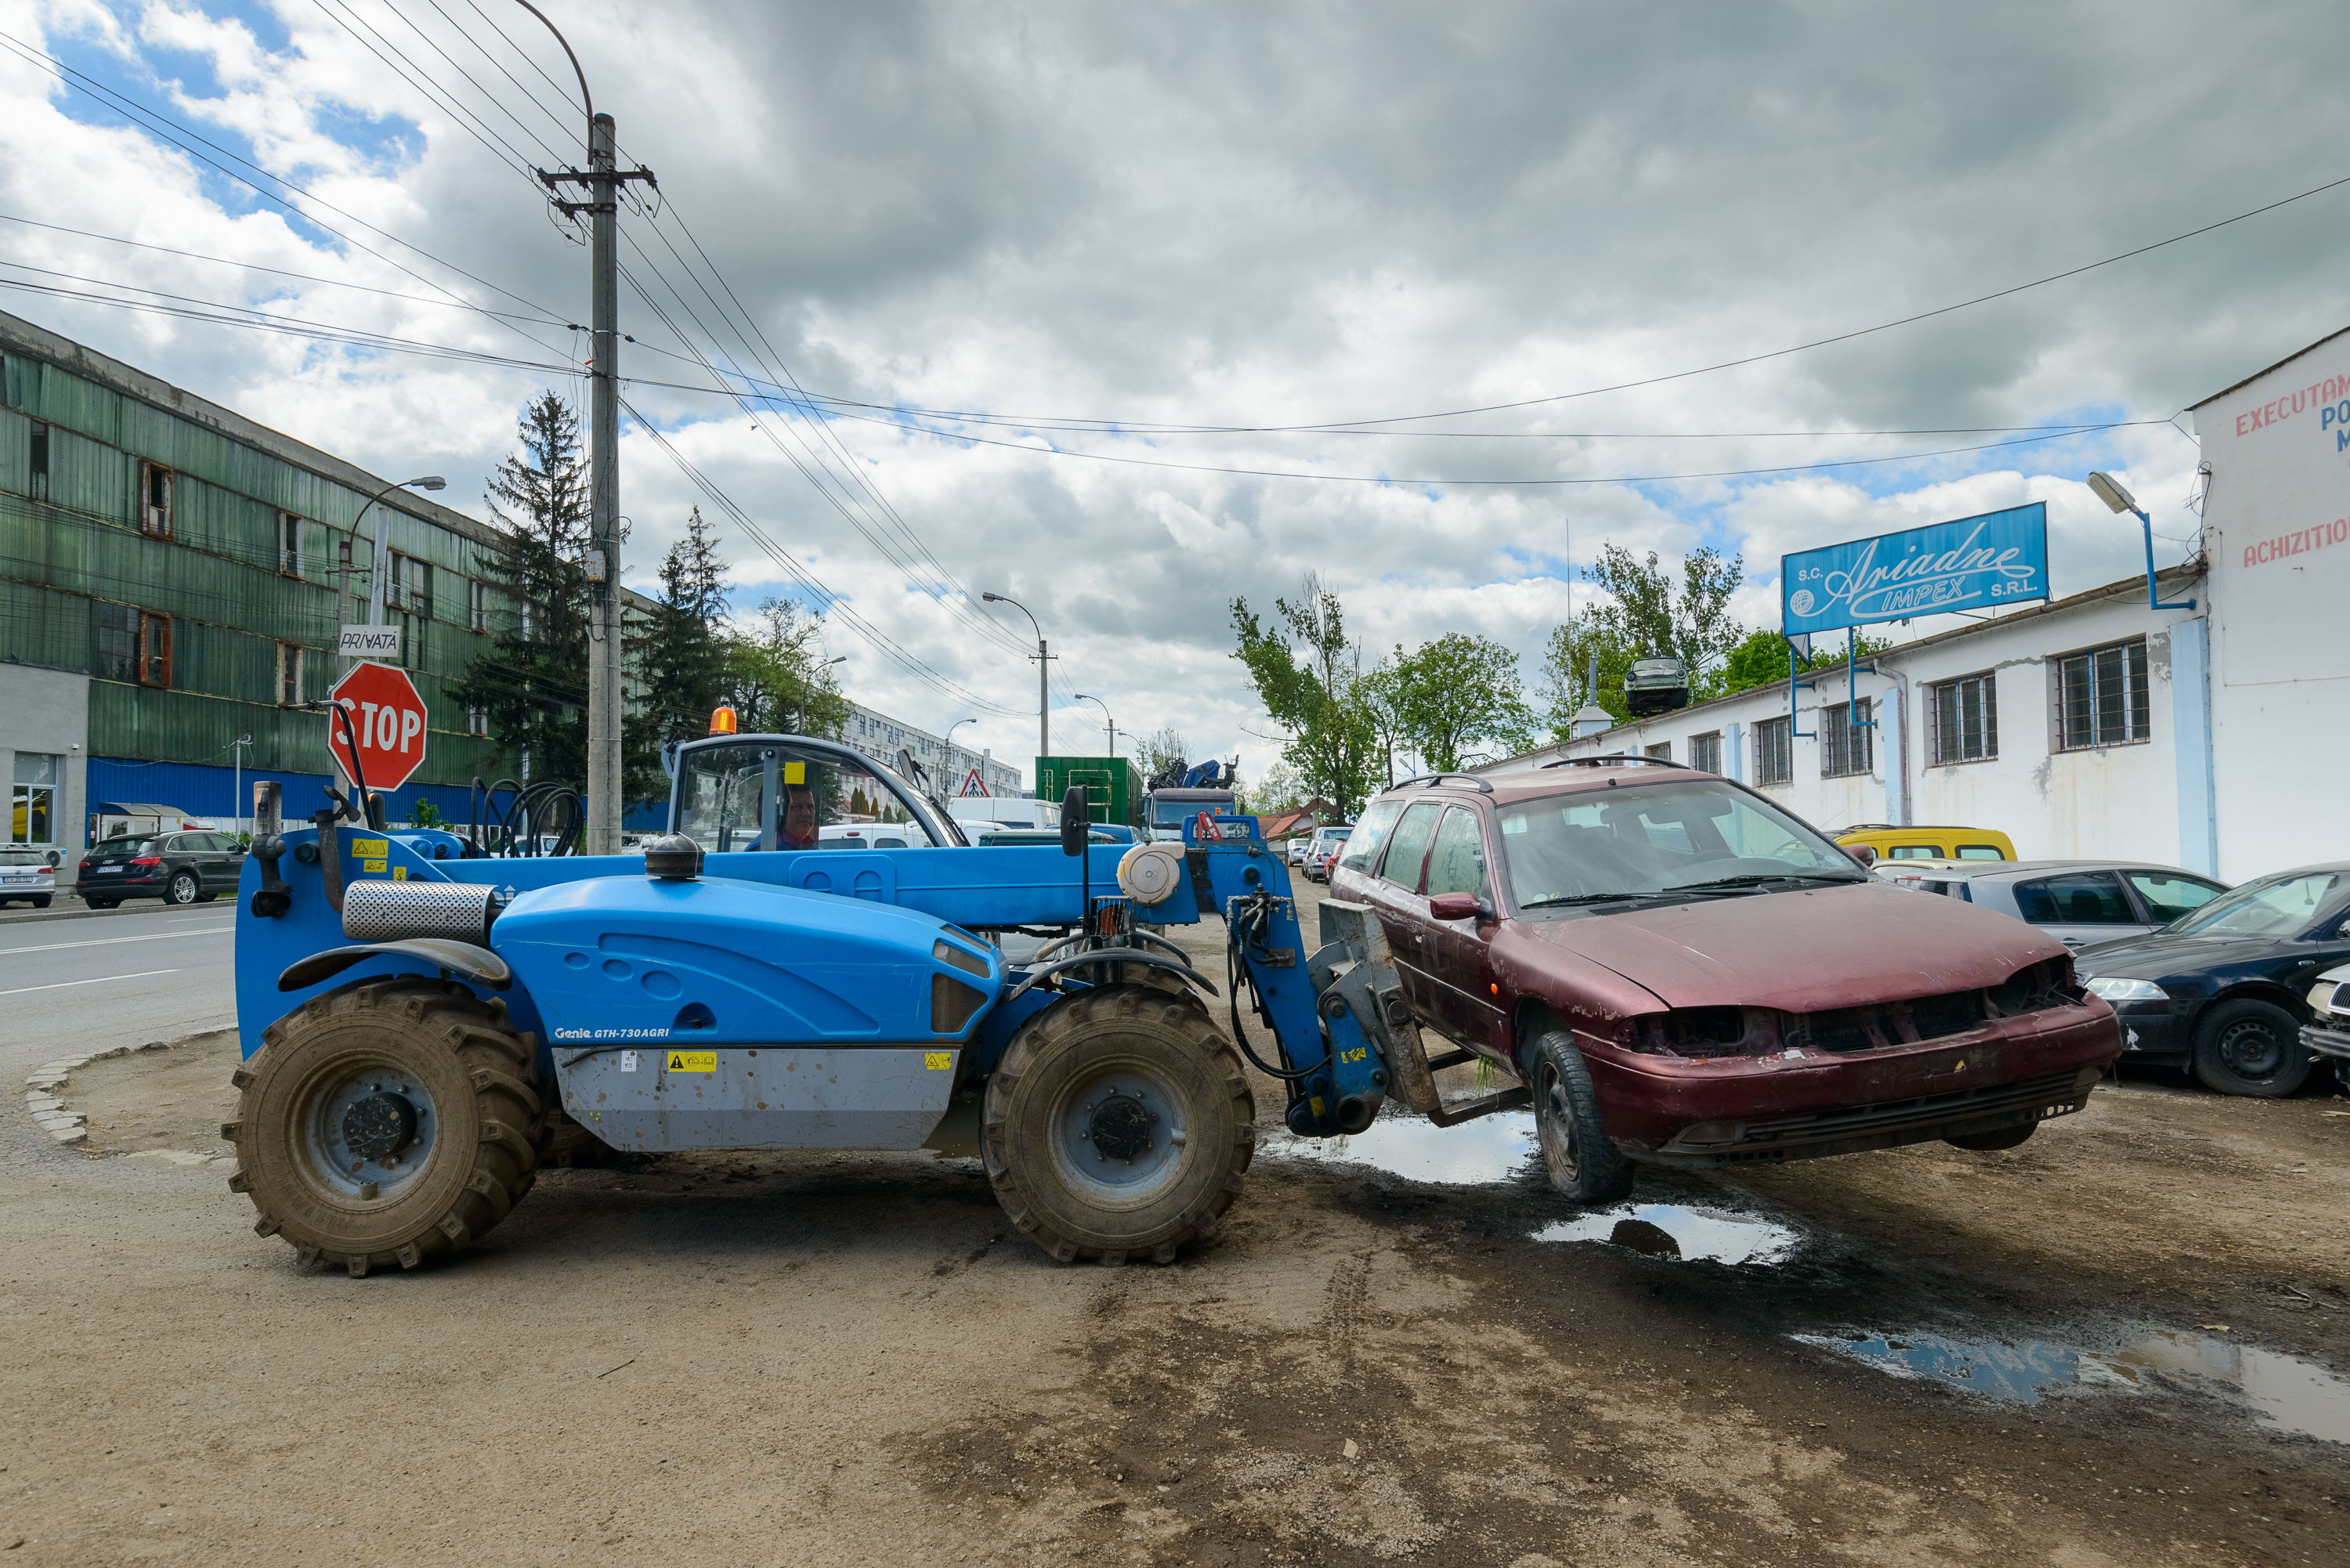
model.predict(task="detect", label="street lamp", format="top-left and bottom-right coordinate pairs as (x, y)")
top-left (351, 475), bottom-right (446, 663)
top-left (980, 592), bottom-right (1054, 757)
top-left (943, 717), bottom-right (978, 794)
top-left (1073, 693), bottom-right (1118, 757)
top-left (2086, 471), bottom-right (2197, 611)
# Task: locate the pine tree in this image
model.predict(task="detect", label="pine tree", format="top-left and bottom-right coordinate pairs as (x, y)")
top-left (629, 505), bottom-right (729, 799)
top-left (461, 393), bottom-right (591, 785)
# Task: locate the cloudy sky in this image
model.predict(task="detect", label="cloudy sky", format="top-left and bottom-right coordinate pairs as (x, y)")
top-left (5, 0), bottom-right (2347, 781)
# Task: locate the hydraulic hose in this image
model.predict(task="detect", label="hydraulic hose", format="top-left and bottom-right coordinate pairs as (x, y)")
top-left (1223, 891), bottom-right (1329, 1083)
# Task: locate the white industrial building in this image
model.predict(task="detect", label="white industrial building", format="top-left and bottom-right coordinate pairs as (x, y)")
top-left (1491, 324), bottom-right (2350, 886)
top-left (839, 699), bottom-right (1024, 800)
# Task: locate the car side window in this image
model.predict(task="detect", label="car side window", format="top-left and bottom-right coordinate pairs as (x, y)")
top-left (2125, 871), bottom-right (2225, 923)
top-left (1889, 844), bottom-right (1942, 858)
top-left (1423, 807), bottom-right (1490, 899)
top-left (1956, 844), bottom-right (2007, 860)
top-left (1340, 800), bottom-right (1402, 872)
top-left (1378, 800), bottom-right (1444, 891)
top-left (2014, 871), bottom-right (2134, 925)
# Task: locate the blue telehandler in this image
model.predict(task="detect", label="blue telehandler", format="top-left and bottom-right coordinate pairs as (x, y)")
top-left (224, 724), bottom-right (1477, 1275)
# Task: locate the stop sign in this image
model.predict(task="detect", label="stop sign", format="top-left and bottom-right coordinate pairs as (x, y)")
top-left (326, 661), bottom-right (430, 793)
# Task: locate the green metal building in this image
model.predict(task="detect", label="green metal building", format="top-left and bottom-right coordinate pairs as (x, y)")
top-left (0, 309), bottom-right (652, 876)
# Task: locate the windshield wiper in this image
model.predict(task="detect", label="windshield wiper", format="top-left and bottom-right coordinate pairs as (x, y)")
top-left (1664, 871), bottom-right (1869, 891)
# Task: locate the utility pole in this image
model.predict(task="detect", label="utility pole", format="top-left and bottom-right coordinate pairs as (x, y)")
top-left (529, 7), bottom-right (653, 854)
top-left (981, 592), bottom-right (1054, 758)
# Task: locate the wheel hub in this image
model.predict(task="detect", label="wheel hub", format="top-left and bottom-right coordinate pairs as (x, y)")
top-left (1086, 1091), bottom-right (1156, 1162)
top-left (342, 1091), bottom-right (420, 1162)
top-left (2221, 1021), bottom-right (2282, 1076)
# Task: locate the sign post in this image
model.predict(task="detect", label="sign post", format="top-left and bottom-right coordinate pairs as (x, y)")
top-left (324, 661), bottom-right (431, 797)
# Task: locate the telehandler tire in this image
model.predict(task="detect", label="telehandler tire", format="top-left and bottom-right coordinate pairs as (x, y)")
top-left (225, 976), bottom-right (544, 1276)
top-left (983, 983), bottom-right (1255, 1265)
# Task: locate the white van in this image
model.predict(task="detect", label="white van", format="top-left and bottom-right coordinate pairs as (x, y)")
top-left (949, 798), bottom-right (1060, 833)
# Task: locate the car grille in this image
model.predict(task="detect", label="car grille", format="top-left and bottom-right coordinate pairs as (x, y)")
top-left (1781, 958), bottom-right (2080, 1054)
top-left (1706, 1068), bottom-right (2090, 1158)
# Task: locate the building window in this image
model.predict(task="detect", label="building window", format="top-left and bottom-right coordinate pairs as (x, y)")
top-left (139, 611), bottom-right (172, 686)
top-left (96, 603), bottom-right (170, 686)
top-left (277, 641), bottom-right (305, 706)
top-left (2057, 638), bottom-right (2150, 750)
top-left (386, 553), bottom-right (432, 619)
top-left (1690, 731), bottom-right (1723, 774)
top-left (1644, 742), bottom-right (1672, 761)
top-left (279, 513), bottom-right (305, 577)
top-left (11, 753), bottom-right (59, 844)
top-left (467, 703), bottom-right (488, 737)
top-left (1930, 672), bottom-right (1998, 764)
top-left (29, 421), bottom-right (48, 479)
top-left (1820, 698), bottom-right (1874, 778)
top-left (468, 580), bottom-right (488, 632)
top-left (139, 461), bottom-right (173, 537)
top-left (1754, 716), bottom-right (1791, 786)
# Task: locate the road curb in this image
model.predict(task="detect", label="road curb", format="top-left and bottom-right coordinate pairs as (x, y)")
top-left (23, 1028), bottom-right (240, 1151)
top-left (0, 901), bottom-right (225, 928)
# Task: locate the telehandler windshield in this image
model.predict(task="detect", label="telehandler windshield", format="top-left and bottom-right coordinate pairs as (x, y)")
top-left (675, 741), bottom-right (947, 851)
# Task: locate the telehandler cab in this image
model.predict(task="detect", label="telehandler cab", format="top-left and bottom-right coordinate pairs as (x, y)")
top-left (225, 726), bottom-right (1472, 1274)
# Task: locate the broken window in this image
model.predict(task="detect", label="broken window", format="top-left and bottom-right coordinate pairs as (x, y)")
top-left (279, 513), bottom-right (306, 576)
top-left (277, 641), bottom-right (305, 706)
top-left (29, 420), bottom-right (48, 479)
top-left (468, 579), bottom-right (488, 632)
top-left (138, 461), bottom-right (174, 537)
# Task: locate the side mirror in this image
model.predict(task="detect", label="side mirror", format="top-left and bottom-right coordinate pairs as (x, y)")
top-left (1846, 843), bottom-right (1878, 867)
top-left (1060, 786), bottom-right (1089, 857)
top-left (1429, 891), bottom-right (1492, 923)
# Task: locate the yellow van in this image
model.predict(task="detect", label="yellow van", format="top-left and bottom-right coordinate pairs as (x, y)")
top-left (1835, 824), bottom-right (2016, 862)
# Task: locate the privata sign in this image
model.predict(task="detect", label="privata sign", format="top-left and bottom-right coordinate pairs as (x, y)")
top-left (338, 625), bottom-right (403, 659)
top-left (1782, 501), bottom-right (2048, 637)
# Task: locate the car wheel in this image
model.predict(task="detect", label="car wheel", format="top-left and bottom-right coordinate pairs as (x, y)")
top-left (1527, 1027), bottom-right (1632, 1204)
top-left (2191, 999), bottom-right (2310, 1098)
top-left (85, 898), bottom-right (119, 910)
top-left (31, 894), bottom-right (50, 909)
top-left (164, 869), bottom-right (201, 905)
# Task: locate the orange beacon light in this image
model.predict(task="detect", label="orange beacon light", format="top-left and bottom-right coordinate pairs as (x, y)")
top-left (708, 706), bottom-right (739, 735)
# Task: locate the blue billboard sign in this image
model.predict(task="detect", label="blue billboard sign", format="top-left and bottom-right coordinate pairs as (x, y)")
top-left (1781, 502), bottom-right (2048, 636)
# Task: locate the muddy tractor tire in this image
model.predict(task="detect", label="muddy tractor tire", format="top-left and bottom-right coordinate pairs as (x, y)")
top-left (1527, 1027), bottom-right (1634, 1205)
top-left (983, 984), bottom-right (1255, 1265)
top-left (225, 977), bottom-right (544, 1276)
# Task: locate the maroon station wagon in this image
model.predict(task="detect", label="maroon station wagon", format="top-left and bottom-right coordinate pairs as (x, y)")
top-left (1327, 759), bottom-right (2124, 1201)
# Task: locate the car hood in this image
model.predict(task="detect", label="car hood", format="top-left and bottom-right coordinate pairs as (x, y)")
top-left (2070, 930), bottom-right (2290, 979)
top-left (1520, 882), bottom-right (2060, 1012)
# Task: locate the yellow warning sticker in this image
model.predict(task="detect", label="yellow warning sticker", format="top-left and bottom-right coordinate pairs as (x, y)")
top-left (392, 865), bottom-right (408, 881)
top-left (351, 837), bottom-right (389, 858)
top-left (924, 1052), bottom-right (953, 1071)
top-left (784, 761), bottom-right (806, 786)
top-left (664, 1050), bottom-right (718, 1073)
top-left (362, 861), bottom-right (388, 875)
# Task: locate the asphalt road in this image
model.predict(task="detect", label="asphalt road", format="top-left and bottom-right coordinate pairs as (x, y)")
top-left (0, 903), bottom-right (238, 1068)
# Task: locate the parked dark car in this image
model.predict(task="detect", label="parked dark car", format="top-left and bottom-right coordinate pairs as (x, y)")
top-left (2073, 863), bottom-right (2350, 1097)
top-left (77, 831), bottom-right (244, 908)
top-left (1880, 859), bottom-right (2231, 948)
top-left (1326, 760), bottom-right (2123, 1201)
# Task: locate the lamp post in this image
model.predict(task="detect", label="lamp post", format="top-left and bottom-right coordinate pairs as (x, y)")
top-left (1073, 693), bottom-right (1118, 757)
top-left (980, 592), bottom-right (1054, 757)
top-left (944, 717), bottom-right (978, 793)
top-left (2087, 471), bottom-right (2197, 611)
top-left (349, 475), bottom-right (446, 668)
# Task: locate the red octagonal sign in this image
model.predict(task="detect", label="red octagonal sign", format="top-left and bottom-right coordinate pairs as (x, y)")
top-left (326, 661), bottom-right (430, 793)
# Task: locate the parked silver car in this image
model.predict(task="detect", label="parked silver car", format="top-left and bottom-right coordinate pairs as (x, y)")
top-left (2303, 961), bottom-right (2350, 1081)
top-left (1880, 859), bottom-right (2230, 949)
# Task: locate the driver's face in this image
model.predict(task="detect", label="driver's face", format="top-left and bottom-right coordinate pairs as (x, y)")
top-left (782, 788), bottom-right (818, 845)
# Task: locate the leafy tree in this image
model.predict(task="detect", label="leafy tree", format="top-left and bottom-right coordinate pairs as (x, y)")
top-left (1539, 544), bottom-right (1748, 732)
top-left (1389, 634), bottom-right (1536, 772)
top-left (629, 506), bottom-right (729, 799)
top-left (460, 392), bottom-right (591, 784)
top-left (1238, 757), bottom-right (1305, 817)
top-left (1354, 659), bottom-right (1414, 788)
top-left (1719, 626), bottom-right (1894, 695)
top-left (1139, 727), bottom-right (1189, 786)
top-left (719, 598), bottom-right (851, 739)
top-left (1229, 574), bottom-right (1379, 819)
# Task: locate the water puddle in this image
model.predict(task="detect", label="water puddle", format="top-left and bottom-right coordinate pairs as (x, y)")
top-left (1533, 1204), bottom-right (1798, 1265)
top-left (1268, 1109), bottom-right (1538, 1185)
top-left (1799, 1328), bottom-right (2350, 1442)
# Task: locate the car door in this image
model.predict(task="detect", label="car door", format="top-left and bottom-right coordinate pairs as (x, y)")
top-left (1421, 805), bottom-right (1507, 1054)
top-left (2011, 870), bottom-right (2142, 948)
top-left (1362, 799), bottom-right (1445, 1016)
top-left (200, 832), bottom-right (239, 891)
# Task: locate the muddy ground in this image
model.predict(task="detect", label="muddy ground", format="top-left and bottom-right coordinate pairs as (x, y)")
top-left (3, 888), bottom-right (2347, 1566)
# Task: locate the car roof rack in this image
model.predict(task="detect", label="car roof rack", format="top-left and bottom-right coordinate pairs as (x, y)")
top-left (1538, 755), bottom-right (1693, 771)
top-left (1393, 772), bottom-right (1496, 793)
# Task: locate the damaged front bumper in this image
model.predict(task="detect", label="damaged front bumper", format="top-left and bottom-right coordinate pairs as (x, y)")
top-left (1587, 1002), bottom-right (2122, 1167)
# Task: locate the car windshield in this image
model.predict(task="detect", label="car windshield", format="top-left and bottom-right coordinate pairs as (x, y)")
top-left (674, 742), bottom-right (947, 852)
top-left (92, 836), bottom-right (160, 856)
top-left (1497, 779), bottom-right (1864, 905)
top-left (2165, 870), bottom-right (2348, 938)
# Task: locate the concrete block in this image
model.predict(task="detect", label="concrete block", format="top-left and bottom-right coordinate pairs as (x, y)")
top-left (24, 1095), bottom-right (63, 1112)
top-left (49, 1125), bottom-right (85, 1145)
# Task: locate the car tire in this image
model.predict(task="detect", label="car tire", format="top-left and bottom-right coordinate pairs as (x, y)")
top-left (85, 898), bottom-right (118, 910)
top-left (1946, 1122), bottom-right (2037, 1151)
top-left (1527, 1027), bottom-right (1633, 1205)
top-left (31, 894), bottom-right (49, 909)
top-left (195, 892), bottom-right (219, 903)
top-left (982, 983), bottom-right (1255, 1265)
top-left (164, 870), bottom-right (200, 905)
top-left (2191, 999), bottom-right (2310, 1098)
top-left (226, 976), bottom-right (544, 1274)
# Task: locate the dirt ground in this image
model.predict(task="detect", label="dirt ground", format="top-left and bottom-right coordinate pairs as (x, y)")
top-left (3, 888), bottom-right (2347, 1566)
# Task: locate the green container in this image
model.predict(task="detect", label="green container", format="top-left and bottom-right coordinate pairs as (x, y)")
top-left (1032, 755), bottom-right (1142, 828)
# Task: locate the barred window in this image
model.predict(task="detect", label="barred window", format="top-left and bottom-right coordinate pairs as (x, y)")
top-left (1689, 732), bottom-right (1723, 774)
top-left (2058, 638), bottom-right (2150, 750)
top-left (1931, 672), bottom-right (1998, 764)
top-left (1754, 716), bottom-right (1791, 786)
top-left (1644, 742), bottom-right (1672, 761)
top-left (1821, 698), bottom-right (1874, 778)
